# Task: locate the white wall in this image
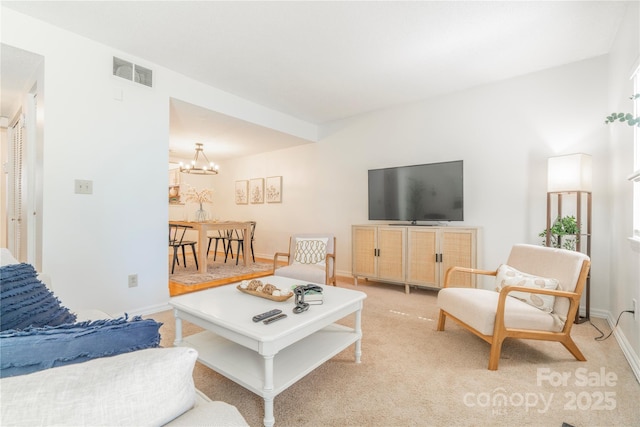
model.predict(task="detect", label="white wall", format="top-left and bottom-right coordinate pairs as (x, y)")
top-left (1, 8), bottom-right (316, 315)
top-left (606, 2), bottom-right (640, 375)
top-left (214, 56), bottom-right (610, 294)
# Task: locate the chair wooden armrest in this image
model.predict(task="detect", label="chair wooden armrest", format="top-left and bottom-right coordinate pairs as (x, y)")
top-left (495, 285), bottom-right (582, 332)
top-left (273, 252), bottom-right (290, 270)
top-left (442, 266), bottom-right (497, 288)
top-left (325, 253), bottom-right (336, 286)
top-left (498, 285), bottom-right (580, 300)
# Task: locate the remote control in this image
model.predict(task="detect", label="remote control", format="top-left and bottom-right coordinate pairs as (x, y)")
top-left (252, 309), bottom-right (282, 322)
top-left (263, 313), bottom-right (287, 324)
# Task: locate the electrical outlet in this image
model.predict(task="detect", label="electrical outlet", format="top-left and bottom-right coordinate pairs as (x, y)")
top-left (74, 179), bottom-right (93, 194)
top-left (633, 299), bottom-right (638, 321)
top-left (128, 274), bottom-right (138, 288)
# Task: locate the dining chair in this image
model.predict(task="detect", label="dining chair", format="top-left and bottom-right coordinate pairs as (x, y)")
top-left (206, 230), bottom-right (230, 262)
top-left (169, 224), bottom-right (198, 274)
top-left (224, 221), bottom-right (256, 265)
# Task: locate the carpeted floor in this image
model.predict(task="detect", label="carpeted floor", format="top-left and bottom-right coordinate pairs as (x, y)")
top-left (148, 278), bottom-right (640, 427)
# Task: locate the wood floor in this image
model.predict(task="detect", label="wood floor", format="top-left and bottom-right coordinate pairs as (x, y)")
top-left (168, 253), bottom-right (282, 297)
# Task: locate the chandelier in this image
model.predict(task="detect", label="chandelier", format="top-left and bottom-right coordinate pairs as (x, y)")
top-left (179, 143), bottom-right (219, 175)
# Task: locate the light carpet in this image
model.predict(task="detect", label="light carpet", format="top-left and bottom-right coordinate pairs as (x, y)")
top-left (148, 278), bottom-right (640, 426)
top-left (170, 253), bottom-right (272, 285)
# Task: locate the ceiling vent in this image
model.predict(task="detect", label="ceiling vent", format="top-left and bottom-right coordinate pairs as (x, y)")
top-left (113, 57), bottom-right (153, 88)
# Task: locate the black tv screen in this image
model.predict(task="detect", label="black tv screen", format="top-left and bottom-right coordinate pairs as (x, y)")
top-left (368, 160), bottom-right (464, 222)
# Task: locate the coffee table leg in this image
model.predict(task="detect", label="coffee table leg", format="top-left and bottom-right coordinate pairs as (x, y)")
top-left (173, 310), bottom-right (183, 346)
top-left (263, 396), bottom-right (275, 427)
top-left (262, 355), bottom-right (275, 427)
top-left (355, 308), bottom-right (362, 363)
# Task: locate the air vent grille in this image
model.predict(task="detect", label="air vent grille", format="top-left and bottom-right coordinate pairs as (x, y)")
top-left (113, 57), bottom-right (153, 88)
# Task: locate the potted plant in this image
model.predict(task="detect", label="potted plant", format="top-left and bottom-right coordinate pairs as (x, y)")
top-left (185, 186), bottom-right (213, 222)
top-left (539, 215), bottom-right (580, 251)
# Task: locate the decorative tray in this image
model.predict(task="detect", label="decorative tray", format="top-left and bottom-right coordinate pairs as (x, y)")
top-left (236, 285), bottom-right (293, 302)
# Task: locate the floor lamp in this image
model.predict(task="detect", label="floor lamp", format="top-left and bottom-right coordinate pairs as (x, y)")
top-left (547, 153), bottom-right (592, 323)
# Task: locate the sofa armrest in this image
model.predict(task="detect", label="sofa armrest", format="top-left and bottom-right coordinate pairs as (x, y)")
top-left (1, 347), bottom-right (197, 427)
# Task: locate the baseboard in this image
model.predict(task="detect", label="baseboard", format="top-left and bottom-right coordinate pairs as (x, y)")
top-left (601, 309), bottom-right (640, 385)
top-left (116, 303), bottom-right (172, 318)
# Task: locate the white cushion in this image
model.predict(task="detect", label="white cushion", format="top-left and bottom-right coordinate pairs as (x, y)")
top-left (495, 264), bottom-right (559, 312)
top-left (437, 288), bottom-right (562, 335)
top-left (274, 263), bottom-right (326, 284)
top-left (0, 347), bottom-right (198, 427)
top-left (165, 391), bottom-right (248, 426)
top-left (506, 244), bottom-right (589, 319)
top-left (292, 237), bottom-right (328, 266)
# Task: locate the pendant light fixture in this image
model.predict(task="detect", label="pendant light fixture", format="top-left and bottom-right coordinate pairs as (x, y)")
top-left (179, 143), bottom-right (219, 175)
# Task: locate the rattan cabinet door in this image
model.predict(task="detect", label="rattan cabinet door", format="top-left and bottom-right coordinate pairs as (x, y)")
top-left (440, 229), bottom-right (476, 288)
top-left (352, 226), bottom-right (377, 278)
top-left (376, 227), bottom-right (405, 282)
top-left (406, 228), bottom-right (438, 286)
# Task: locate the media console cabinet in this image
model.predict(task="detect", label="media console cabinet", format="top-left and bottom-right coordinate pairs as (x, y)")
top-left (352, 224), bottom-right (478, 293)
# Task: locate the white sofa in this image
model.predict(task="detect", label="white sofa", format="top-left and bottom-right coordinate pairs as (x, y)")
top-left (1, 347), bottom-right (248, 426)
top-left (0, 249), bottom-right (248, 426)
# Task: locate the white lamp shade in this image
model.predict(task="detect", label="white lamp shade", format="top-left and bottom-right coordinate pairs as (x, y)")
top-left (547, 153), bottom-right (592, 192)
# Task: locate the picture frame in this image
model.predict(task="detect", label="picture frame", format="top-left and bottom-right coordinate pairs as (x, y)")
top-left (235, 180), bottom-right (248, 204)
top-left (266, 176), bottom-right (282, 203)
top-left (249, 178), bottom-right (264, 204)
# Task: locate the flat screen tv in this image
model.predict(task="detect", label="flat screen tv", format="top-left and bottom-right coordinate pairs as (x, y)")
top-left (368, 160), bottom-right (463, 223)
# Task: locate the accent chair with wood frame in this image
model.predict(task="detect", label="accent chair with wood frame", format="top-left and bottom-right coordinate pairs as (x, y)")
top-left (273, 234), bottom-right (336, 286)
top-left (436, 243), bottom-right (591, 370)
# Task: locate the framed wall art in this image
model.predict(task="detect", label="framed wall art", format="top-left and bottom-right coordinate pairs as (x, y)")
top-left (235, 180), bottom-right (248, 204)
top-left (250, 178), bottom-right (264, 204)
top-left (266, 176), bottom-right (282, 203)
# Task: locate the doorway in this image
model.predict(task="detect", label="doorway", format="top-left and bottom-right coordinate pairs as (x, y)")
top-left (1, 44), bottom-right (45, 269)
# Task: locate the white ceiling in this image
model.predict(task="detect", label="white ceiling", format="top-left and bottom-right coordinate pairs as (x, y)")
top-left (168, 98), bottom-right (312, 161)
top-left (1, 1), bottom-right (630, 160)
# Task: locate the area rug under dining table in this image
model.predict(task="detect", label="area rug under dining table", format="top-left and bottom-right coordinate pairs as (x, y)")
top-left (169, 254), bottom-right (273, 285)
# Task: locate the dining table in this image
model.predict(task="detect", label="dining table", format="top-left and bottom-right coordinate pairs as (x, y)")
top-left (169, 220), bottom-right (252, 273)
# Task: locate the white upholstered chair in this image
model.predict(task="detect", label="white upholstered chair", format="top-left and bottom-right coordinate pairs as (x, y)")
top-left (273, 234), bottom-right (336, 286)
top-left (436, 243), bottom-right (591, 370)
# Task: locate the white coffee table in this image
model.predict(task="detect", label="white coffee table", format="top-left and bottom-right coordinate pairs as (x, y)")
top-left (169, 275), bottom-right (367, 427)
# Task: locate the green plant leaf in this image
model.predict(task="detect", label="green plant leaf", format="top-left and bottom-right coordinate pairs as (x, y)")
top-left (539, 215), bottom-right (579, 250)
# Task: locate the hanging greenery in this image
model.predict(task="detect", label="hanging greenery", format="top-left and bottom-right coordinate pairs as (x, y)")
top-left (604, 94), bottom-right (640, 127)
top-left (539, 215), bottom-right (580, 251)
